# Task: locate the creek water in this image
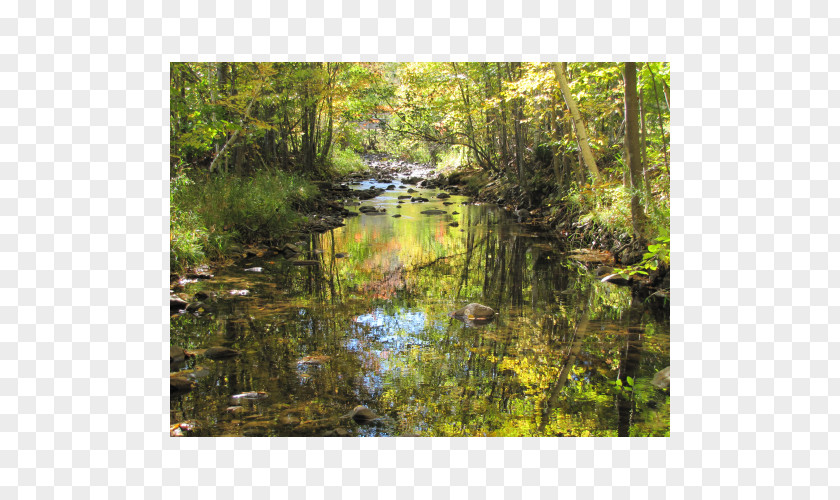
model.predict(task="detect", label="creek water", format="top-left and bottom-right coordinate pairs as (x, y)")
top-left (170, 178), bottom-right (670, 437)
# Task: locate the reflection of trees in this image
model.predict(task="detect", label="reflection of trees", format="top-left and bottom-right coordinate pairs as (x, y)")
top-left (539, 286), bottom-right (589, 434)
top-left (171, 200), bottom-right (669, 436)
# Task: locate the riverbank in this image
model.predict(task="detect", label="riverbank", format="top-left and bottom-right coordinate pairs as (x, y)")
top-left (171, 155), bottom-right (668, 303)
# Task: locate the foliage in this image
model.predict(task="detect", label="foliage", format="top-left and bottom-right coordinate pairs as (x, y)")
top-left (613, 228), bottom-right (671, 281)
top-left (170, 173), bottom-right (211, 271)
top-left (170, 170), bottom-right (315, 272)
top-left (329, 148), bottom-right (369, 176)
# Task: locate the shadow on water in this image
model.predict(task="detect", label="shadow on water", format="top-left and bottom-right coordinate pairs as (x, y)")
top-left (170, 182), bottom-right (669, 437)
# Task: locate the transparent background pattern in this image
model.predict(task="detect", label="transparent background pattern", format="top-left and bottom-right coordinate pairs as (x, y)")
top-left (2, 0), bottom-right (837, 497)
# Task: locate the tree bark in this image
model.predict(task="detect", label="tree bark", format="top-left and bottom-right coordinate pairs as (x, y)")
top-left (645, 64), bottom-right (668, 165)
top-left (623, 63), bottom-right (647, 239)
top-left (553, 63), bottom-right (602, 184)
top-left (640, 91), bottom-right (651, 206)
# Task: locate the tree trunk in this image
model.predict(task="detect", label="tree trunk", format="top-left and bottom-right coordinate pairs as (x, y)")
top-left (549, 92), bottom-right (563, 187)
top-left (553, 63), bottom-right (602, 184)
top-left (645, 64), bottom-right (668, 166)
top-left (497, 63), bottom-right (509, 176)
top-left (623, 63), bottom-right (647, 239)
top-left (640, 91), bottom-right (651, 206)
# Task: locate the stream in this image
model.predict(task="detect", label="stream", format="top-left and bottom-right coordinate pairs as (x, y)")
top-left (170, 172), bottom-right (670, 437)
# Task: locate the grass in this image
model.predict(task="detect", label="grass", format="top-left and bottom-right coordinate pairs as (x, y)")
top-left (329, 148), bottom-right (369, 176)
top-left (170, 170), bottom-right (316, 273)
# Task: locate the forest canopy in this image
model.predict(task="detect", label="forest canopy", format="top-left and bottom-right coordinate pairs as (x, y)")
top-left (170, 62), bottom-right (670, 274)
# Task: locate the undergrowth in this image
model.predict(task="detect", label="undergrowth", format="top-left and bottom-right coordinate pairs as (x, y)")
top-left (170, 170), bottom-right (316, 273)
top-left (329, 148), bottom-right (369, 176)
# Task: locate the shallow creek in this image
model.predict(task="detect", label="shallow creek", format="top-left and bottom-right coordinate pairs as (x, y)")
top-left (170, 178), bottom-right (670, 437)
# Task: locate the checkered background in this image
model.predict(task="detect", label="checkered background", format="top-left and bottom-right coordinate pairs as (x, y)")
top-left (2, 0), bottom-right (836, 497)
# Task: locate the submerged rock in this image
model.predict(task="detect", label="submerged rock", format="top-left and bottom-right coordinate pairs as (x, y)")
top-left (342, 405), bottom-right (377, 423)
top-left (170, 346), bottom-right (192, 364)
top-left (203, 346), bottom-right (241, 359)
top-left (297, 355), bottom-right (331, 366)
top-left (449, 303), bottom-right (496, 320)
top-left (420, 209), bottom-right (447, 215)
top-left (170, 376), bottom-right (196, 395)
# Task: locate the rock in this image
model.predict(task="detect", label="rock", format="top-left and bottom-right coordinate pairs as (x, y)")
top-left (443, 201), bottom-right (454, 206)
top-left (297, 355), bottom-right (331, 366)
top-left (651, 367), bottom-right (670, 389)
top-left (230, 391), bottom-right (269, 400)
top-left (600, 274), bottom-right (630, 286)
top-left (170, 346), bottom-right (190, 363)
top-left (344, 405), bottom-right (377, 423)
top-left (449, 222), bottom-right (459, 227)
top-left (323, 428), bottom-right (350, 437)
top-left (335, 252), bottom-right (348, 258)
top-left (185, 273), bottom-right (214, 280)
top-left (279, 243), bottom-right (301, 257)
top-left (386, 185), bottom-right (396, 190)
top-left (436, 193), bottom-right (450, 199)
top-left (244, 267), bottom-right (263, 272)
top-left (170, 376), bottom-right (196, 395)
top-left (279, 414), bottom-right (300, 426)
top-left (170, 297), bottom-right (189, 311)
top-left (594, 265), bottom-right (613, 277)
top-left (420, 209), bottom-right (447, 215)
top-left (449, 303), bottom-right (496, 320)
top-left (397, 195), bottom-right (412, 199)
top-left (392, 214), bottom-right (401, 218)
top-left (363, 211), bottom-right (387, 216)
top-left (193, 291), bottom-right (214, 301)
top-left (203, 346), bottom-right (241, 359)
top-left (411, 197), bottom-right (429, 202)
top-left (451, 211), bottom-right (459, 215)
top-left (185, 302), bottom-right (205, 313)
top-left (359, 205), bottom-right (379, 212)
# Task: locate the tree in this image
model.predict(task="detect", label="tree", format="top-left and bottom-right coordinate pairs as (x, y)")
top-left (553, 63), bottom-right (602, 184)
top-left (623, 62), bottom-right (647, 238)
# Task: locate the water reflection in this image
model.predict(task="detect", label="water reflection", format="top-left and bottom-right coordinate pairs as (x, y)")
top-left (170, 182), bottom-right (669, 437)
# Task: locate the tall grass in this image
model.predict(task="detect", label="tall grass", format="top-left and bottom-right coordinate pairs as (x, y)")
top-left (170, 171), bottom-right (316, 272)
top-left (329, 148), bottom-right (369, 176)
